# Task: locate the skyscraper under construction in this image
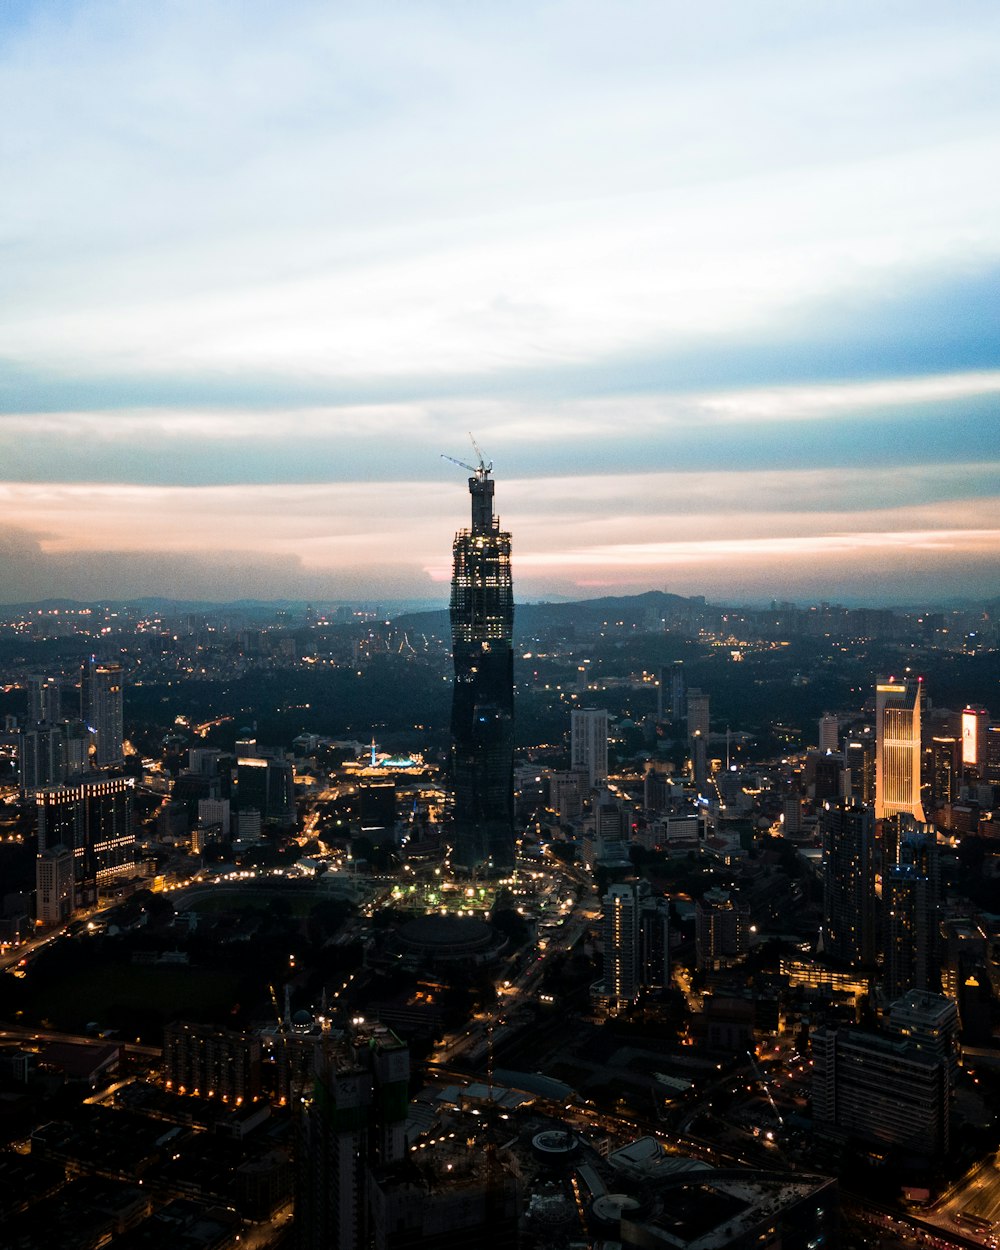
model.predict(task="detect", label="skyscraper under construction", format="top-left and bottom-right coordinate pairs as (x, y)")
top-left (448, 453), bottom-right (515, 871)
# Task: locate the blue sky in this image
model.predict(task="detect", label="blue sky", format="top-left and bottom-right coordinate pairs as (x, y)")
top-left (1, 0), bottom-right (998, 604)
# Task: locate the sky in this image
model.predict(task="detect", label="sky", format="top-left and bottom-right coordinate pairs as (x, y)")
top-left (1, 0), bottom-right (999, 607)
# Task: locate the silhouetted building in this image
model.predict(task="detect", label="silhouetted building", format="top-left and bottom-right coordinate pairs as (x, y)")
top-left (295, 1023), bottom-right (409, 1250)
top-left (27, 675), bottom-right (61, 726)
top-left (449, 461), bottom-right (514, 871)
top-left (696, 888), bottom-right (749, 971)
top-left (883, 826), bottom-right (940, 1000)
top-left (820, 800), bottom-right (876, 967)
top-left (812, 1020), bottom-right (952, 1159)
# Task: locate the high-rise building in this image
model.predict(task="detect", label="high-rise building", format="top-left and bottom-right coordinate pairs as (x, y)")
top-left (36, 776), bottom-right (137, 907)
top-left (80, 657), bottom-right (125, 768)
top-left (695, 888), bottom-right (750, 971)
top-left (818, 713), bottom-right (839, 753)
top-left (843, 731), bottom-right (876, 804)
top-left (883, 826), bottom-right (940, 1001)
top-left (27, 675), bottom-right (61, 726)
top-left (820, 800), bottom-right (876, 967)
top-left (961, 706), bottom-right (990, 775)
top-left (601, 882), bottom-right (670, 1012)
top-left (811, 1020), bottom-right (952, 1159)
top-left (20, 724), bottom-right (67, 794)
top-left (448, 460), bottom-right (514, 871)
top-left (929, 736), bottom-right (961, 805)
top-left (657, 660), bottom-right (685, 725)
top-left (570, 707), bottom-right (609, 788)
top-left (603, 884), bottom-right (640, 1011)
top-left (295, 1022), bottom-right (409, 1250)
top-left (237, 755), bottom-right (296, 829)
top-left (35, 845), bottom-right (75, 927)
top-left (875, 678), bottom-right (925, 822)
top-left (686, 690), bottom-right (710, 741)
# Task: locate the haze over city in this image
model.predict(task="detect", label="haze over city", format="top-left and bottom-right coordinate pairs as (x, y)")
top-left (2, 0), bottom-right (999, 604)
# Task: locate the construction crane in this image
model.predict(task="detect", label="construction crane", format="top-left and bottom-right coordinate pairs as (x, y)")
top-left (441, 432), bottom-right (492, 480)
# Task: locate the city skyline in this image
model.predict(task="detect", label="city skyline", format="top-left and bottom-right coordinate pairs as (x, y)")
top-left (2, 2), bottom-right (999, 605)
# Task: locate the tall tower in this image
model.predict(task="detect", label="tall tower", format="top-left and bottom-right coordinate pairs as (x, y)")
top-left (449, 453), bottom-right (515, 871)
top-left (820, 800), bottom-right (876, 967)
top-left (81, 657), bottom-right (125, 768)
top-left (875, 678), bottom-right (925, 822)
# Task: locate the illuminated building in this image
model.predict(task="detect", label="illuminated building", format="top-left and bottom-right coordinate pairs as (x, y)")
top-left (570, 707), bottom-right (608, 787)
top-left (820, 800), bottom-right (876, 967)
top-left (36, 776), bottom-right (137, 907)
top-left (875, 678), bottom-right (925, 822)
top-left (448, 459), bottom-right (514, 871)
top-left (601, 882), bottom-right (670, 1012)
top-left (961, 706), bottom-right (989, 774)
top-left (80, 657), bottom-right (124, 768)
top-left (603, 884), bottom-right (640, 1010)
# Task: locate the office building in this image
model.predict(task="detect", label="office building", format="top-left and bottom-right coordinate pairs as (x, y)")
top-left (36, 776), bottom-right (137, 907)
top-left (929, 736), bottom-right (961, 806)
top-left (843, 732), bottom-right (876, 804)
top-left (236, 755), bottom-right (295, 829)
top-left (35, 845), bottom-right (75, 927)
top-left (448, 459), bottom-right (515, 871)
top-left (818, 713), bottom-right (839, 753)
top-left (875, 678), bottom-right (925, 822)
top-left (686, 689), bottom-right (710, 741)
top-left (811, 1022), bottom-right (952, 1159)
top-left (888, 990), bottom-right (959, 1083)
top-left (570, 707), bottom-right (609, 787)
top-left (80, 657), bottom-right (125, 768)
top-left (961, 706), bottom-right (990, 775)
